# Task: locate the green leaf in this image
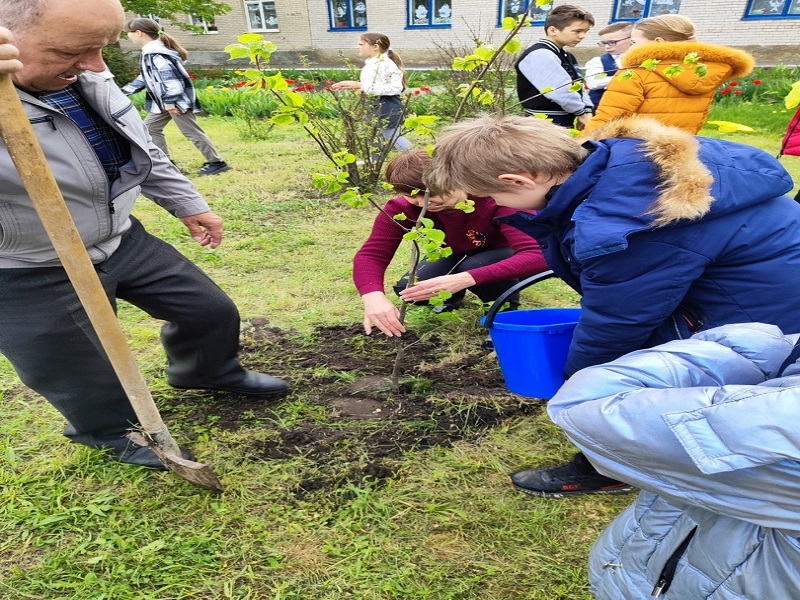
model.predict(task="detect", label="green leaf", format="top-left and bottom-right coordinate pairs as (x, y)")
top-left (474, 46), bottom-right (495, 61)
top-left (663, 65), bottom-right (685, 79)
top-left (238, 33), bottom-right (264, 43)
top-left (226, 45), bottom-right (250, 60)
top-left (693, 63), bottom-right (708, 78)
top-left (568, 82), bottom-right (584, 93)
top-left (451, 57), bottom-right (467, 71)
top-left (504, 38), bottom-right (522, 53)
top-left (541, 86), bottom-right (554, 93)
top-left (501, 16), bottom-right (518, 30)
top-left (270, 113), bottom-right (294, 125)
top-left (283, 90), bottom-right (305, 107)
top-left (536, 0), bottom-right (553, 6)
top-left (682, 51), bottom-right (701, 65)
top-left (640, 58), bottom-right (661, 71)
top-left (618, 69), bottom-right (636, 81)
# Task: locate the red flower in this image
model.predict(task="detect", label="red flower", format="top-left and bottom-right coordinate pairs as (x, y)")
top-left (753, 79), bottom-right (762, 85)
top-left (420, 86), bottom-right (431, 92)
top-left (413, 90), bottom-right (421, 95)
top-left (187, 71), bottom-right (198, 80)
top-left (729, 81), bottom-right (738, 87)
top-left (720, 87), bottom-right (732, 95)
top-left (734, 90), bottom-right (742, 95)
top-left (284, 79), bottom-right (296, 84)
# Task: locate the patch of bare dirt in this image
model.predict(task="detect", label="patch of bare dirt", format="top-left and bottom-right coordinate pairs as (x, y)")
top-left (167, 321), bottom-right (542, 496)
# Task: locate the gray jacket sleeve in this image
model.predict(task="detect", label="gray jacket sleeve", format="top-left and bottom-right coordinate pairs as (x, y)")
top-left (517, 48), bottom-right (590, 115)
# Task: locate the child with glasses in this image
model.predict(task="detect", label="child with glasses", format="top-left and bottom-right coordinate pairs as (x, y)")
top-left (583, 23), bottom-right (632, 110)
top-left (514, 4), bottom-right (595, 129)
top-left (583, 14), bottom-right (753, 134)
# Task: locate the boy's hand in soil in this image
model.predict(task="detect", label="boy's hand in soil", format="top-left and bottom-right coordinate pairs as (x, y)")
top-left (362, 291), bottom-right (406, 337)
top-left (399, 272), bottom-right (475, 303)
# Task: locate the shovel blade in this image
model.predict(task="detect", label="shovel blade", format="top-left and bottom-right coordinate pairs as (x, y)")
top-left (127, 431), bottom-right (223, 492)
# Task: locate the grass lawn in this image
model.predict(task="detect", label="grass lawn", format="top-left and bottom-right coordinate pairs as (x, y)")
top-left (1, 105), bottom-right (797, 600)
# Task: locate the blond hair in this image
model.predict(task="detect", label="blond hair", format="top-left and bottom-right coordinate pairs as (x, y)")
top-left (598, 22), bottom-right (632, 37)
top-left (425, 115), bottom-right (588, 197)
top-left (632, 14), bottom-right (696, 42)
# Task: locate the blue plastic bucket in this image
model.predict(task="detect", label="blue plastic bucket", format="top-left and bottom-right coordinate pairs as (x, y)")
top-left (482, 308), bottom-right (581, 399)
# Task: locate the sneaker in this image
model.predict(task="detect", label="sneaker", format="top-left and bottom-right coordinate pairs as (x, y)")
top-left (510, 452), bottom-right (634, 498)
top-left (198, 161), bottom-right (231, 175)
top-left (481, 334), bottom-right (494, 352)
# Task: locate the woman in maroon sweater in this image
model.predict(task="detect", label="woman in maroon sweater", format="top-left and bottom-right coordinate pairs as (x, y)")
top-left (354, 151), bottom-right (548, 337)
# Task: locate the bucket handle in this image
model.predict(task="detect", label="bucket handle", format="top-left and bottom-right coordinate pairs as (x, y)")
top-left (483, 269), bottom-right (556, 329)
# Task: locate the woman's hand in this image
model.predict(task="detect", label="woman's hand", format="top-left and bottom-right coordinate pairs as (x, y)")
top-left (330, 80), bottom-right (361, 92)
top-left (399, 272), bottom-right (475, 303)
top-left (362, 291), bottom-right (406, 337)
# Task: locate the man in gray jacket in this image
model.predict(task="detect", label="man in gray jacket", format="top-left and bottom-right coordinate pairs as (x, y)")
top-left (0, 0), bottom-right (287, 470)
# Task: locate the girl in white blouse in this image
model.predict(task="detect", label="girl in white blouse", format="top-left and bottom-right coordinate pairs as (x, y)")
top-left (331, 32), bottom-right (413, 159)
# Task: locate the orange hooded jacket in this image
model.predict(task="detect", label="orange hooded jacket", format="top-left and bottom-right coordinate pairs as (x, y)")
top-left (583, 41), bottom-right (754, 134)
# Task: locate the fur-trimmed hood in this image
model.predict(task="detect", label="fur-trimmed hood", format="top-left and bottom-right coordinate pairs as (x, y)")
top-left (621, 41), bottom-right (754, 95)
top-left (582, 116), bottom-right (715, 225)
top-left (543, 115), bottom-right (793, 261)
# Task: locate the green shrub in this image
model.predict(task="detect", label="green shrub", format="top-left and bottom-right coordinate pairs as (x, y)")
top-left (103, 44), bottom-right (139, 87)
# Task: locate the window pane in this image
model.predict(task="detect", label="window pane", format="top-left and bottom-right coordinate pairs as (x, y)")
top-left (413, 1), bottom-right (431, 25)
top-left (789, 0), bottom-right (800, 14)
top-left (353, 1), bottom-right (367, 27)
top-left (748, 0), bottom-right (787, 14)
top-left (504, 0), bottom-right (528, 19)
top-left (615, 0), bottom-right (645, 19)
top-left (433, 0), bottom-right (452, 23)
top-left (529, 1), bottom-right (551, 22)
top-left (247, 3), bottom-right (265, 29)
top-left (332, 0), bottom-right (350, 27)
top-left (263, 2), bottom-right (279, 28)
top-left (649, 0), bottom-right (681, 15)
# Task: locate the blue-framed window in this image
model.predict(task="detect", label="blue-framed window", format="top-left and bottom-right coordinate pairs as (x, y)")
top-left (329, 0), bottom-right (368, 29)
top-left (611, 0), bottom-right (681, 21)
top-left (408, 0), bottom-right (452, 27)
top-left (744, 0), bottom-right (800, 18)
top-left (497, 0), bottom-right (551, 27)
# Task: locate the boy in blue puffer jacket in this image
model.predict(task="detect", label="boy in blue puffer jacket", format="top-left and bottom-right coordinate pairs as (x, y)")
top-left (425, 114), bottom-right (800, 497)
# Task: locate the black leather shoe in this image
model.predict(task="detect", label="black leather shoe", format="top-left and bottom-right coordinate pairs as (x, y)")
top-left (170, 370), bottom-right (289, 397)
top-left (115, 443), bottom-right (195, 471)
top-left (510, 452), bottom-right (634, 498)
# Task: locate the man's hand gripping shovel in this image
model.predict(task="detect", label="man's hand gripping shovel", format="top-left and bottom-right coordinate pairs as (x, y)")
top-left (0, 73), bottom-right (222, 492)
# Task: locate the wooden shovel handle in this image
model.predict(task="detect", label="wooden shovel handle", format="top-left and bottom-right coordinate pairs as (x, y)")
top-left (0, 74), bottom-right (169, 438)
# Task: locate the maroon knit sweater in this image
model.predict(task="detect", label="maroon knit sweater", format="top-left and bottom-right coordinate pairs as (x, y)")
top-left (353, 195), bottom-right (548, 295)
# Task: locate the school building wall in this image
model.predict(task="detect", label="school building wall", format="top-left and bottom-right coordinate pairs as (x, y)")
top-left (123, 1), bottom-right (800, 69)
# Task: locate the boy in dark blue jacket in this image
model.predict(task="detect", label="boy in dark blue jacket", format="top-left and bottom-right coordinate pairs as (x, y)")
top-left (426, 114), bottom-right (800, 497)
